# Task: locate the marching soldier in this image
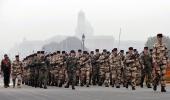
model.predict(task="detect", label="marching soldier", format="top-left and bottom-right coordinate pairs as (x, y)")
top-left (38, 51), bottom-right (48, 89)
top-left (91, 49), bottom-right (100, 85)
top-left (125, 47), bottom-right (137, 90)
top-left (58, 51), bottom-right (67, 87)
top-left (134, 49), bottom-right (142, 86)
top-left (75, 49), bottom-right (83, 86)
top-left (109, 48), bottom-right (122, 88)
top-left (98, 49), bottom-right (110, 87)
top-left (79, 51), bottom-right (91, 87)
top-left (11, 55), bottom-right (23, 88)
top-left (119, 50), bottom-right (126, 87)
top-left (65, 50), bottom-right (78, 90)
top-left (152, 33), bottom-right (168, 92)
top-left (140, 47), bottom-right (152, 88)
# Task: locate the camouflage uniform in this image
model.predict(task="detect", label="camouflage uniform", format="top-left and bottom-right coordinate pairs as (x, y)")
top-left (98, 50), bottom-right (110, 87)
top-left (57, 52), bottom-right (67, 87)
top-left (75, 50), bottom-right (83, 85)
top-left (51, 52), bottom-right (60, 86)
top-left (133, 50), bottom-right (142, 86)
top-left (79, 51), bottom-right (91, 87)
top-left (152, 34), bottom-right (168, 92)
top-left (125, 47), bottom-right (137, 90)
top-left (109, 50), bottom-right (122, 88)
top-left (91, 50), bottom-right (100, 85)
top-left (140, 48), bottom-right (152, 88)
top-left (119, 50), bottom-right (126, 87)
top-left (65, 50), bottom-right (78, 90)
top-left (12, 58), bottom-right (23, 88)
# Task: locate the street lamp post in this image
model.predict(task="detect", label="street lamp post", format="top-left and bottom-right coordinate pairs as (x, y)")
top-left (82, 34), bottom-right (85, 51)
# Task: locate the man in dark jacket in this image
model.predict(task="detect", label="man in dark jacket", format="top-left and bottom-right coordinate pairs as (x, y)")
top-left (1, 54), bottom-right (11, 88)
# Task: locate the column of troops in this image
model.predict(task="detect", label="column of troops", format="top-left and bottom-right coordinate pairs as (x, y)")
top-left (7, 33), bottom-right (168, 92)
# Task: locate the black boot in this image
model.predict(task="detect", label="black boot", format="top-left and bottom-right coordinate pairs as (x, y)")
top-left (153, 85), bottom-right (157, 91)
top-left (161, 86), bottom-right (166, 92)
top-left (140, 83), bottom-right (143, 88)
top-left (72, 86), bottom-right (75, 90)
top-left (147, 84), bottom-right (152, 88)
top-left (116, 86), bottom-right (120, 88)
top-left (132, 87), bottom-right (136, 90)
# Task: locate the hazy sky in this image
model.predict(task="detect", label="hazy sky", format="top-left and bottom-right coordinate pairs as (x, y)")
top-left (0, 0), bottom-right (170, 52)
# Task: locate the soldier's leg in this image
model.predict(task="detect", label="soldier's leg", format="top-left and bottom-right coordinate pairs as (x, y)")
top-left (17, 74), bottom-right (22, 88)
top-left (43, 72), bottom-right (48, 89)
top-left (12, 75), bottom-right (17, 88)
top-left (80, 69), bottom-right (86, 86)
top-left (153, 67), bottom-right (161, 91)
top-left (86, 69), bottom-right (90, 87)
top-left (160, 65), bottom-right (167, 92)
top-left (65, 72), bottom-right (71, 88)
top-left (140, 69), bottom-right (146, 88)
top-left (111, 70), bottom-right (116, 87)
top-left (115, 69), bottom-right (121, 88)
top-left (72, 73), bottom-right (76, 90)
top-left (145, 70), bottom-right (152, 88)
top-left (76, 70), bottom-right (80, 86)
top-left (131, 70), bottom-right (136, 90)
top-left (104, 72), bottom-right (110, 87)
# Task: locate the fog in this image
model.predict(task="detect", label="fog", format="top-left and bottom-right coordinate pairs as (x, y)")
top-left (0, 0), bottom-right (170, 54)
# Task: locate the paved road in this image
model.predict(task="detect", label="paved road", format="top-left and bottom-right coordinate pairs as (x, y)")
top-left (0, 85), bottom-right (170, 100)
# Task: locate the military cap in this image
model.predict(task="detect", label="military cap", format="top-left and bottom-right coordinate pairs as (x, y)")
top-left (113, 48), bottom-right (117, 51)
top-left (107, 51), bottom-right (110, 54)
top-left (126, 51), bottom-right (129, 54)
top-left (129, 47), bottom-right (133, 50)
top-left (62, 51), bottom-right (66, 54)
top-left (78, 49), bottom-right (82, 52)
top-left (90, 51), bottom-right (94, 54)
top-left (120, 50), bottom-right (124, 53)
top-left (34, 53), bottom-right (37, 56)
top-left (70, 50), bottom-right (75, 53)
top-left (15, 55), bottom-right (19, 57)
top-left (157, 33), bottom-right (163, 37)
top-left (144, 47), bottom-right (148, 50)
top-left (103, 49), bottom-right (107, 52)
top-left (37, 51), bottom-right (41, 54)
top-left (57, 51), bottom-right (60, 54)
top-left (53, 52), bottom-right (57, 55)
top-left (95, 49), bottom-right (99, 52)
top-left (41, 51), bottom-right (45, 54)
top-left (83, 51), bottom-right (87, 54)
top-left (134, 49), bottom-right (137, 52)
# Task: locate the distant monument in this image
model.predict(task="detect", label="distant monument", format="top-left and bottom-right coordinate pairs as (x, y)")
top-left (75, 10), bottom-right (94, 38)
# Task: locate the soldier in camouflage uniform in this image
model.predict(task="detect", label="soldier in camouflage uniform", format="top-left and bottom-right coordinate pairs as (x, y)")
top-left (152, 33), bottom-right (168, 92)
top-left (140, 47), bottom-right (152, 88)
top-left (91, 49), bottom-right (100, 85)
top-left (65, 50), bottom-right (78, 90)
top-left (79, 51), bottom-right (91, 87)
top-left (98, 49), bottom-right (110, 87)
top-left (119, 50), bottom-right (126, 87)
top-left (11, 55), bottom-right (23, 88)
top-left (51, 51), bottom-right (61, 86)
top-left (125, 47), bottom-right (137, 90)
top-left (49, 53), bottom-right (54, 86)
top-left (75, 49), bottom-right (83, 86)
top-left (57, 51), bottom-right (67, 87)
top-left (133, 49), bottom-right (142, 86)
top-left (109, 48), bottom-right (122, 88)
top-left (37, 51), bottom-right (48, 89)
